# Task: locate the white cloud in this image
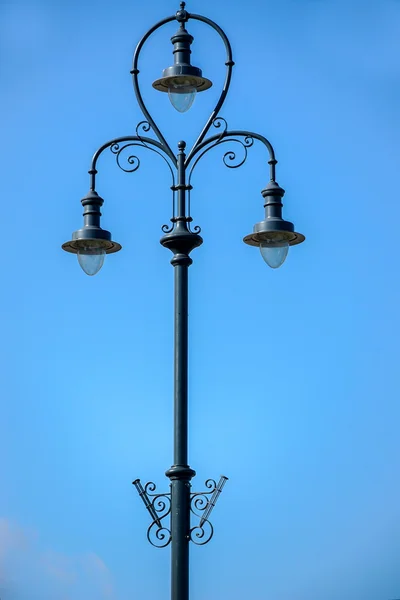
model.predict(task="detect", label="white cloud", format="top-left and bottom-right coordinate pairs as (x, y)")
top-left (0, 518), bottom-right (115, 599)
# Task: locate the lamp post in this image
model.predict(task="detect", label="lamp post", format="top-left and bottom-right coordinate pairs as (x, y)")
top-left (62, 3), bottom-right (305, 599)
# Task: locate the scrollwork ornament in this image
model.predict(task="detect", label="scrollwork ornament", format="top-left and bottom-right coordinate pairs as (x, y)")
top-left (188, 476), bottom-right (227, 545)
top-left (189, 519), bottom-right (214, 546)
top-left (147, 521), bottom-right (172, 548)
top-left (212, 116), bottom-right (228, 140)
top-left (204, 478), bottom-right (217, 491)
top-left (188, 125), bottom-right (256, 185)
top-left (110, 142), bottom-right (141, 173)
top-left (161, 223), bottom-right (175, 234)
top-left (145, 485), bottom-right (172, 547)
top-left (190, 479), bottom-right (217, 518)
top-left (133, 479), bottom-right (172, 548)
top-left (144, 481), bottom-right (156, 493)
top-left (192, 494), bottom-right (208, 513)
top-left (144, 483), bottom-right (172, 524)
top-left (243, 135), bottom-right (254, 148)
top-left (135, 120), bottom-right (155, 153)
top-left (108, 137), bottom-right (176, 192)
top-left (221, 135), bottom-right (254, 169)
top-left (135, 120), bottom-right (151, 139)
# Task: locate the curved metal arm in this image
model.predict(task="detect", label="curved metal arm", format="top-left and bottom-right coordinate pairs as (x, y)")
top-left (131, 15), bottom-right (177, 164)
top-left (131, 8), bottom-right (235, 170)
top-left (186, 121), bottom-right (278, 181)
top-left (87, 10), bottom-right (276, 207)
top-left (185, 14), bottom-right (234, 165)
top-left (88, 134), bottom-right (176, 190)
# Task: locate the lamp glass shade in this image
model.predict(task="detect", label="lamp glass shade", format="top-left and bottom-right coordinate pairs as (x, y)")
top-left (77, 245), bottom-right (106, 276)
top-left (168, 82), bottom-right (196, 112)
top-left (259, 241), bottom-right (289, 269)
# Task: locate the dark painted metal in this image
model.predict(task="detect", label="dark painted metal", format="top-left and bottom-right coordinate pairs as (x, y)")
top-left (62, 190), bottom-right (121, 255)
top-left (133, 480), bottom-right (172, 547)
top-left (198, 476), bottom-right (228, 528)
top-left (63, 4), bottom-right (305, 600)
top-left (186, 121), bottom-right (277, 179)
top-left (243, 180), bottom-right (305, 247)
top-left (152, 18), bottom-right (212, 93)
top-left (91, 133), bottom-right (177, 176)
top-left (184, 14), bottom-right (234, 165)
top-left (161, 141), bottom-right (201, 600)
top-left (189, 476), bottom-right (228, 545)
top-left (131, 14), bottom-right (177, 163)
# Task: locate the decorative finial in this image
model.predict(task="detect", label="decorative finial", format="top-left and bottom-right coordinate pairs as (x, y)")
top-left (176, 1), bottom-right (188, 23)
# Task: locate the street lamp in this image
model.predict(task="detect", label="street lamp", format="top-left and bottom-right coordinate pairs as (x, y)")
top-left (62, 3), bottom-right (305, 600)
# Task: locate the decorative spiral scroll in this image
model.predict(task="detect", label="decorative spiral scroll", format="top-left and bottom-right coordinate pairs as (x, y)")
top-left (212, 116), bottom-right (228, 140)
top-left (189, 519), bottom-right (214, 546)
top-left (189, 476), bottom-right (227, 546)
top-left (190, 479), bottom-right (217, 515)
top-left (144, 481), bottom-right (157, 494)
top-left (162, 219), bottom-right (201, 235)
top-left (186, 195), bottom-right (202, 234)
top-left (133, 480), bottom-right (171, 548)
top-left (222, 135), bottom-right (254, 169)
top-left (189, 479), bottom-right (216, 546)
top-left (147, 520), bottom-right (171, 548)
top-left (136, 120), bottom-right (151, 138)
top-left (188, 118), bottom-right (255, 186)
top-left (161, 223), bottom-right (175, 234)
top-left (189, 480), bottom-right (217, 545)
top-left (144, 482), bottom-right (171, 548)
top-left (110, 142), bottom-right (141, 173)
top-left (107, 128), bottom-right (176, 191)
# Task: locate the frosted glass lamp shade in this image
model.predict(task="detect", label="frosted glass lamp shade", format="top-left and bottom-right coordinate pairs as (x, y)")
top-left (77, 245), bottom-right (106, 276)
top-left (259, 241), bottom-right (289, 269)
top-left (168, 83), bottom-right (197, 112)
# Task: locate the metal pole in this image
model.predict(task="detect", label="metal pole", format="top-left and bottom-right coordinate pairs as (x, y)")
top-left (165, 141), bottom-right (197, 600)
top-left (169, 263), bottom-right (192, 600)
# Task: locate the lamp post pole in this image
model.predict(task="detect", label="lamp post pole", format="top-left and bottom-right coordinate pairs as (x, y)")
top-left (62, 3), bottom-right (305, 599)
top-left (162, 140), bottom-right (200, 600)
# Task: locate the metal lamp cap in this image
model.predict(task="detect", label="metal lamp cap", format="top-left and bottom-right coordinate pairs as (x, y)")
top-left (243, 219), bottom-right (305, 247)
top-left (62, 228), bottom-right (122, 254)
top-left (152, 65), bottom-right (212, 93)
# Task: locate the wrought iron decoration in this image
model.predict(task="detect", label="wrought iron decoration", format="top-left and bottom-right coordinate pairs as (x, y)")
top-left (62, 2), bottom-right (304, 262)
top-left (133, 476), bottom-right (228, 548)
top-left (63, 3), bottom-right (305, 599)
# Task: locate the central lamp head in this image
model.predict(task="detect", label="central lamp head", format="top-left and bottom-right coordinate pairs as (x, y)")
top-left (152, 16), bottom-right (212, 112)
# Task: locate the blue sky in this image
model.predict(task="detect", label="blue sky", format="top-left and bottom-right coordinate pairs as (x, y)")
top-left (1, 0), bottom-right (400, 598)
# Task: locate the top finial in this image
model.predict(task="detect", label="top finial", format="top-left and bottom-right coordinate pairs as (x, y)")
top-left (176, 2), bottom-right (188, 22)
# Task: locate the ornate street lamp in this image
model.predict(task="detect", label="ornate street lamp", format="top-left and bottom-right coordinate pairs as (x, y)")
top-left (62, 3), bottom-right (305, 599)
